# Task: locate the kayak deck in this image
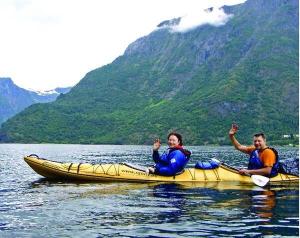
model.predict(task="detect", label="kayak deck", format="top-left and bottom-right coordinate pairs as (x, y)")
top-left (24, 155), bottom-right (299, 184)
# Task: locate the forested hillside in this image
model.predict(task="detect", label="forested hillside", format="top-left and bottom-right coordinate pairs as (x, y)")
top-left (0, 0), bottom-right (298, 145)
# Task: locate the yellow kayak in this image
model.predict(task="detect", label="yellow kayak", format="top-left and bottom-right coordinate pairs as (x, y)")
top-left (24, 155), bottom-right (299, 184)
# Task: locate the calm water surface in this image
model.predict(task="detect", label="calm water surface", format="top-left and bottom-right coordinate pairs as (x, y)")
top-left (0, 144), bottom-right (298, 237)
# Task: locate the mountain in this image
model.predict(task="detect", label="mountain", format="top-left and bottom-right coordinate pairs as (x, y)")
top-left (0, 77), bottom-right (71, 125)
top-left (0, 0), bottom-right (298, 145)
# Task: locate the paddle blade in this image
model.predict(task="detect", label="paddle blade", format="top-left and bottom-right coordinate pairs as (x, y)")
top-left (251, 175), bottom-right (270, 187)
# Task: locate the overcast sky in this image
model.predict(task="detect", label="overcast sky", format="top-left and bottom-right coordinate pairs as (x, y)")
top-left (0, 0), bottom-right (246, 91)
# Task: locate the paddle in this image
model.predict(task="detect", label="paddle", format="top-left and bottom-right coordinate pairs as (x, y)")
top-left (247, 174), bottom-right (270, 187)
top-left (211, 158), bottom-right (270, 187)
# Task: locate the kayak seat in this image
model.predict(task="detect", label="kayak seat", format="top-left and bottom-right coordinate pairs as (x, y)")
top-left (174, 169), bottom-right (185, 176)
top-left (154, 169), bottom-right (185, 177)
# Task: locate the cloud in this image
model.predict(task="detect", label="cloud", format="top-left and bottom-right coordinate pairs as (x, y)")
top-left (0, 0), bottom-right (246, 90)
top-left (164, 7), bottom-right (233, 33)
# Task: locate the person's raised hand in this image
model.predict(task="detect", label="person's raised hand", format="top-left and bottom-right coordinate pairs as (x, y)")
top-left (229, 123), bottom-right (239, 137)
top-left (153, 138), bottom-right (161, 151)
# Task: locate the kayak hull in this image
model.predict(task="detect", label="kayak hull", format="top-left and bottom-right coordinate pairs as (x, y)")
top-left (24, 155), bottom-right (299, 184)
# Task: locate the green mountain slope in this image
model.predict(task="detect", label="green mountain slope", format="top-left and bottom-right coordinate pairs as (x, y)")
top-left (0, 0), bottom-right (298, 145)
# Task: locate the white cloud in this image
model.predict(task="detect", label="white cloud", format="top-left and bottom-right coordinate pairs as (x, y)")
top-left (171, 7), bottom-right (233, 32)
top-left (0, 0), bottom-right (246, 90)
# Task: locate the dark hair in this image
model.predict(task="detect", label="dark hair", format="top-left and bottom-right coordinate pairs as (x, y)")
top-left (253, 133), bottom-right (266, 140)
top-left (167, 132), bottom-right (183, 146)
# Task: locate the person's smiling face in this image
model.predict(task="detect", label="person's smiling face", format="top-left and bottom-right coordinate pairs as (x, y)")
top-left (168, 135), bottom-right (180, 148)
top-left (253, 136), bottom-right (266, 150)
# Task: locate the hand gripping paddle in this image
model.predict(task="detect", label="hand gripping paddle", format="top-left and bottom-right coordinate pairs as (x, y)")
top-left (211, 158), bottom-right (270, 187)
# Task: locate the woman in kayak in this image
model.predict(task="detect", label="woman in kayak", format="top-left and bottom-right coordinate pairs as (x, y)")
top-left (146, 132), bottom-right (191, 176)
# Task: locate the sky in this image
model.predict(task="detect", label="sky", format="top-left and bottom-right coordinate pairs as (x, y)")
top-left (0, 0), bottom-right (246, 91)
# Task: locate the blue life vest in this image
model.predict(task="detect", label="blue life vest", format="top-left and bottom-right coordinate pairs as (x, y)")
top-left (248, 147), bottom-right (279, 177)
top-left (153, 148), bottom-right (191, 176)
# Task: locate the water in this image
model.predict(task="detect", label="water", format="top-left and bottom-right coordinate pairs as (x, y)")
top-left (0, 144), bottom-right (298, 237)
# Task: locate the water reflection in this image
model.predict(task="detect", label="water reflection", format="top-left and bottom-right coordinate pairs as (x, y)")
top-left (77, 182), bottom-right (297, 221)
top-left (4, 177), bottom-right (299, 237)
top-left (152, 183), bottom-right (186, 223)
top-left (148, 183), bottom-right (298, 236)
top-left (251, 189), bottom-right (276, 219)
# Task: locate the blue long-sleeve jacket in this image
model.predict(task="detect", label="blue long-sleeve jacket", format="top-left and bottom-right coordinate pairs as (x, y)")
top-left (152, 148), bottom-right (191, 176)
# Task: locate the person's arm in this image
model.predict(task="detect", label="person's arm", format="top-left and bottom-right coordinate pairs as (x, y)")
top-left (152, 150), bottom-right (160, 163)
top-left (239, 167), bottom-right (272, 176)
top-left (229, 124), bottom-right (250, 154)
top-left (152, 138), bottom-right (161, 163)
top-left (152, 138), bottom-right (169, 165)
top-left (239, 149), bottom-right (276, 176)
